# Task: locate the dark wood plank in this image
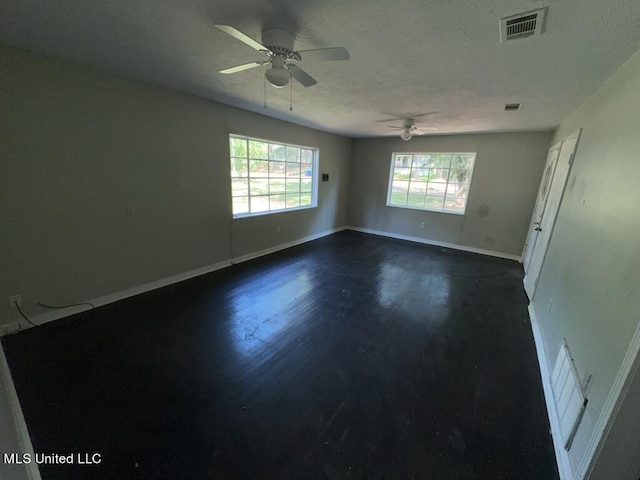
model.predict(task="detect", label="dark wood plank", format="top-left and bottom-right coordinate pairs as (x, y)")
top-left (2, 231), bottom-right (559, 479)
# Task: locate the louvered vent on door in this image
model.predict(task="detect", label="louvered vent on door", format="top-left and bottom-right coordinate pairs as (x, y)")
top-left (551, 338), bottom-right (588, 450)
top-left (500, 8), bottom-right (546, 42)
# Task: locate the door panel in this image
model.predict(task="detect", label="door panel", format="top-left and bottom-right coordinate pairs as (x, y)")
top-left (522, 143), bottom-right (561, 271)
top-left (523, 129), bottom-right (581, 300)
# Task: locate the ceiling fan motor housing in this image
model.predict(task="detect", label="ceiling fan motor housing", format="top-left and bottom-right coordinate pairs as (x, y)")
top-left (262, 29), bottom-right (296, 58)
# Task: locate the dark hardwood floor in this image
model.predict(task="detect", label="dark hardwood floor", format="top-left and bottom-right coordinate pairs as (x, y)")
top-left (2, 231), bottom-right (559, 479)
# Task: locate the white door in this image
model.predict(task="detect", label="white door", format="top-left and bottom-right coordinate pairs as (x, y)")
top-left (523, 129), bottom-right (581, 300)
top-left (522, 142), bottom-right (562, 271)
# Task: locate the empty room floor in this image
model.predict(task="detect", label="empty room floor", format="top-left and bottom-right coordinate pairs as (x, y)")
top-left (1, 231), bottom-right (559, 479)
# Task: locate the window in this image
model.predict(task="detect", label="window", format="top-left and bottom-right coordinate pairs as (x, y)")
top-left (229, 135), bottom-right (317, 218)
top-left (387, 152), bottom-right (476, 214)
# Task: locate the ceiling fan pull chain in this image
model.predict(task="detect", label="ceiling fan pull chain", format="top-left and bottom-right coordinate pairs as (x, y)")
top-left (263, 75), bottom-right (267, 109)
top-left (289, 73), bottom-right (293, 111)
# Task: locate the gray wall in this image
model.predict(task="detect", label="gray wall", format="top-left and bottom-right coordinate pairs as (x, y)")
top-left (531, 49), bottom-right (640, 476)
top-left (348, 132), bottom-right (553, 257)
top-left (0, 44), bottom-right (351, 325)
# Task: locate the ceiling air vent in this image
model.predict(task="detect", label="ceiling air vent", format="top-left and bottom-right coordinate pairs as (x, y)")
top-left (504, 103), bottom-right (521, 111)
top-left (500, 8), bottom-right (546, 42)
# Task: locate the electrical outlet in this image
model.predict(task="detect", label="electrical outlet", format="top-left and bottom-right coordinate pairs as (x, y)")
top-left (276, 225), bottom-right (280, 233)
top-left (420, 222), bottom-right (425, 229)
top-left (9, 295), bottom-right (22, 307)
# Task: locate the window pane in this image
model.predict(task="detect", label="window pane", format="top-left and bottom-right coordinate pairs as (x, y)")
top-left (301, 178), bottom-right (312, 192)
top-left (390, 191), bottom-right (408, 205)
top-left (269, 179), bottom-right (286, 194)
top-left (412, 155), bottom-right (431, 168)
top-left (230, 138), bottom-right (247, 157)
top-left (425, 195), bottom-right (445, 209)
top-left (286, 180), bottom-right (300, 193)
top-left (393, 168), bottom-right (411, 181)
top-left (444, 194), bottom-right (465, 213)
top-left (300, 193), bottom-right (312, 206)
top-left (250, 178), bottom-right (269, 195)
top-left (286, 163), bottom-right (301, 177)
top-left (286, 146), bottom-right (300, 163)
top-left (407, 195), bottom-right (426, 208)
top-left (250, 160), bottom-right (269, 175)
top-left (395, 155), bottom-right (412, 167)
top-left (249, 140), bottom-right (269, 159)
top-left (270, 143), bottom-right (286, 161)
top-left (448, 184), bottom-right (470, 202)
top-left (427, 181), bottom-right (448, 195)
top-left (270, 194), bottom-right (286, 211)
top-left (416, 168), bottom-right (435, 181)
top-left (250, 196), bottom-right (270, 213)
top-left (301, 163), bottom-right (313, 177)
top-left (286, 195), bottom-right (300, 208)
top-left (433, 154), bottom-right (452, 168)
top-left (230, 158), bottom-right (248, 177)
top-left (411, 168), bottom-right (428, 180)
top-left (391, 180), bottom-right (409, 195)
top-left (408, 181), bottom-right (427, 195)
top-left (233, 197), bottom-right (248, 214)
top-left (269, 161), bottom-right (286, 177)
top-left (452, 154), bottom-right (474, 169)
top-left (450, 168), bottom-right (471, 184)
top-left (231, 178), bottom-right (248, 197)
top-left (301, 149), bottom-right (313, 163)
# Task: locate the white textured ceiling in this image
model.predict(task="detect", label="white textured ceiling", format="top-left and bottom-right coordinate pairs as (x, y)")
top-left (1, 0), bottom-right (639, 137)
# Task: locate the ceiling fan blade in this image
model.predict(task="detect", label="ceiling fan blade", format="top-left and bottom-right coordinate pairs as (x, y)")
top-left (219, 62), bottom-right (266, 74)
top-left (377, 117), bottom-right (402, 123)
top-left (214, 25), bottom-right (269, 52)
top-left (376, 111), bottom-right (440, 123)
top-left (295, 47), bottom-right (350, 61)
top-left (288, 65), bottom-right (317, 87)
top-left (414, 128), bottom-right (439, 136)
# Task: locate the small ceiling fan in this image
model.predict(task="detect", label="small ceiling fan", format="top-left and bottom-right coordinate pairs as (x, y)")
top-left (215, 25), bottom-right (350, 88)
top-left (387, 118), bottom-right (439, 141)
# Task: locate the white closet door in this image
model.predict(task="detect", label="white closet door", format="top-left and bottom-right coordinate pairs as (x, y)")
top-left (522, 142), bottom-right (561, 271)
top-left (524, 129), bottom-right (581, 300)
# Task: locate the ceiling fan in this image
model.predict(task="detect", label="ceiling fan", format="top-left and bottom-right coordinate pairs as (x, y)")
top-left (387, 118), bottom-right (439, 141)
top-left (215, 25), bottom-right (350, 88)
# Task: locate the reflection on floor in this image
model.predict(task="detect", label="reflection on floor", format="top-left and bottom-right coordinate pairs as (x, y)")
top-left (1, 231), bottom-right (559, 479)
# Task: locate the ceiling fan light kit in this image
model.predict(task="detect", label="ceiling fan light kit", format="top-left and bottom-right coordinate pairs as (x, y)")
top-left (265, 56), bottom-right (290, 88)
top-left (401, 128), bottom-right (413, 141)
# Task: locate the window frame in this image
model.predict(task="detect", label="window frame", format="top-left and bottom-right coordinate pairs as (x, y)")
top-left (386, 152), bottom-right (477, 215)
top-left (229, 134), bottom-right (319, 219)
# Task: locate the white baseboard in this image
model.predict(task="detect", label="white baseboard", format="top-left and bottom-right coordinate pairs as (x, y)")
top-left (232, 226), bottom-right (347, 264)
top-left (0, 343), bottom-right (42, 480)
top-left (0, 226), bottom-right (347, 335)
top-left (528, 304), bottom-right (575, 480)
top-left (347, 226), bottom-right (522, 262)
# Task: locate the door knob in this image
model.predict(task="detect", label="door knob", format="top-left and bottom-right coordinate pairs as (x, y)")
top-left (535, 227), bottom-right (542, 232)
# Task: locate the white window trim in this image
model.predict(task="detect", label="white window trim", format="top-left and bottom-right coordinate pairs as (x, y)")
top-left (229, 134), bottom-right (319, 219)
top-left (386, 152), bottom-right (477, 215)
